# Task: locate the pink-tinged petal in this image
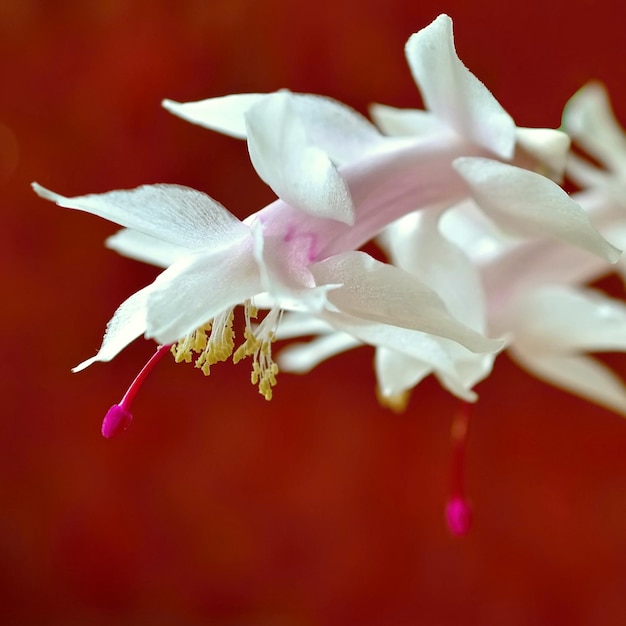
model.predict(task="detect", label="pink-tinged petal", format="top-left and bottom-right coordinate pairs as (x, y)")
top-left (250, 221), bottom-right (337, 311)
top-left (310, 251), bottom-right (502, 354)
top-left (369, 104), bottom-right (450, 138)
top-left (406, 14), bottom-right (516, 159)
top-left (145, 239), bottom-right (261, 344)
top-left (515, 127), bottom-right (570, 182)
top-left (106, 229), bottom-right (190, 268)
top-left (32, 183), bottom-right (248, 249)
top-left (72, 285), bottom-right (152, 372)
top-left (453, 157), bottom-right (622, 262)
top-left (511, 348), bottom-right (626, 417)
top-left (245, 92), bottom-right (355, 225)
top-left (163, 94), bottom-right (264, 138)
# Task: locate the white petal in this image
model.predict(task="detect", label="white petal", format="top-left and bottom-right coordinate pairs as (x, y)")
top-left (562, 82), bottom-right (626, 174)
top-left (285, 93), bottom-right (383, 165)
top-left (375, 348), bottom-right (433, 397)
top-left (369, 105), bottom-right (450, 138)
top-left (273, 311), bottom-right (335, 340)
top-left (311, 250), bottom-right (502, 354)
top-left (72, 285), bottom-right (151, 371)
top-left (106, 229), bottom-right (191, 268)
top-left (514, 286), bottom-right (626, 353)
top-left (406, 14), bottom-right (516, 159)
top-left (453, 157), bottom-right (621, 261)
top-left (33, 183), bottom-right (249, 249)
top-left (145, 239), bottom-right (260, 343)
top-left (245, 91), bottom-right (355, 225)
top-left (163, 94), bottom-right (264, 138)
top-left (381, 208), bottom-right (486, 331)
top-left (515, 127), bottom-right (570, 181)
top-left (165, 93), bottom-right (382, 165)
top-left (277, 332), bottom-right (361, 373)
top-left (511, 346), bottom-right (626, 416)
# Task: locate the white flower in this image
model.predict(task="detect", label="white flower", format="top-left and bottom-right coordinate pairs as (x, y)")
top-left (34, 88), bottom-right (506, 401)
top-left (33, 14), bottom-right (620, 413)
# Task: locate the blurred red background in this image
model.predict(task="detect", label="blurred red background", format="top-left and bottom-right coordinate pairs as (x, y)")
top-left (3, 0), bottom-right (626, 624)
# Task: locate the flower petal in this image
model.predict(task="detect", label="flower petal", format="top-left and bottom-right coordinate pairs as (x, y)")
top-left (145, 239), bottom-right (260, 343)
top-left (165, 92), bottom-right (383, 165)
top-left (72, 285), bottom-right (152, 371)
top-left (511, 347), bottom-right (626, 416)
top-left (278, 332), bottom-right (362, 373)
top-left (375, 348), bottom-right (434, 398)
top-left (514, 286), bottom-right (626, 353)
top-left (380, 208), bottom-right (486, 331)
top-left (453, 157), bottom-right (622, 261)
top-left (245, 91), bottom-right (355, 225)
top-left (106, 229), bottom-right (191, 268)
top-left (515, 127), bottom-right (570, 182)
top-left (369, 104), bottom-right (450, 138)
top-left (311, 250), bottom-right (502, 353)
top-left (406, 14), bottom-right (516, 159)
top-left (163, 93), bottom-right (264, 138)
top-left (562, 82), bottom-right (626, 174)
top-left (32, 183), bottom-right (249, 249)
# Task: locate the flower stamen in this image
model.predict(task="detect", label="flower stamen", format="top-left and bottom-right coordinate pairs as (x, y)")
top-left (171, 302), bottom-right (281, 400)
top-left (234, 305), bottom-right (281, 400)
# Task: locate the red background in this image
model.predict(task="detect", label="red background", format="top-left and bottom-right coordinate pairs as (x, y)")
top-left (3, 1), bottom-right (626, 624)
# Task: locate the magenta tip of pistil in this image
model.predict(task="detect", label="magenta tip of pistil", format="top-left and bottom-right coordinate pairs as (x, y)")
top-left (101, 404), bottom-right (133, 439)
top-left (445, 495), bottom-right (472, 537)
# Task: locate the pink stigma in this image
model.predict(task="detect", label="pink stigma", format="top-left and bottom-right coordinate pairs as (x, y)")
top-left (101, 344), bottom-right (172, 439)
top-left (102, 404), bottom-right (133, 438)
top-left (445, 495), bottom-right (472, 536)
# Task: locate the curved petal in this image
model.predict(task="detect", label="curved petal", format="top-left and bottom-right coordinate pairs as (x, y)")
top-left (33, 183), bottom-right (249, 249)
top-left (369, 104), bottom-right (450, 138)
top-left (406, 14), bottom-right (516, 159)
top-left (511, 346), bottom-right (626, 417)
top-left (562, 82), bottom-right (626, 174)
top-left (165, 92), bottom-right (383, 165)
top-left (245, 91), bottom-right (354, 225)
top-left (375, 348), bottom-right (434, 398)
top-left (163, 94), bottom-right (264, 138)
top-left (515, 127), bottom-right (570, 182)
top-left (453, 157), bottom-right (621, 261)
top-left (145, 239), bottom-right (261, 343)
top-left (381, 208), bottom-right (486, 331)
top-left (72, 285), bottom-right (152, 371)
top-left (277, 332), bottom-right (361, 373)
top-left (514, 286), bottom-right (626, 353)
top-left (106, 229), bottom-right (191, 268)
top-left (311, 250), bottom-right (502, 354)
top-left (286, 93), bottom-right (383, 165)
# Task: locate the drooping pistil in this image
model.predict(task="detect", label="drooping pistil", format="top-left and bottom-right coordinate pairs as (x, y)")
top-left (101, 344), bottom-right (172, 439)
top-left (445, 401), bottom-right (472, 536)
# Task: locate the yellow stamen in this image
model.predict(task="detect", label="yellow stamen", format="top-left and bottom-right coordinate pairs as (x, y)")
top-left (234, 305), bottom-right (280, 400)
top-left (171, 302), bottom-right (280, 399)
